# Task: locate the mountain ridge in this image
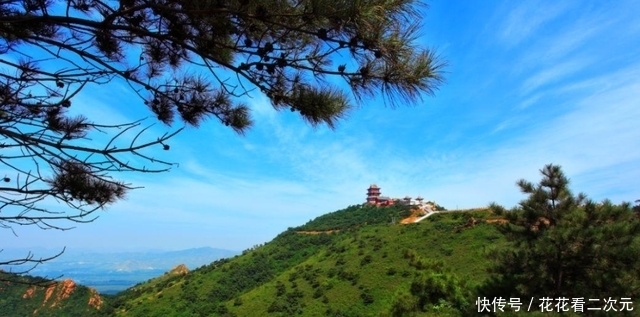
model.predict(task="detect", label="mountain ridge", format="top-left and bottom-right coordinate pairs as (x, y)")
top-left (0, 204), bottom-right (527, 316)
top-left (108, 204), bottom-right (498, 316)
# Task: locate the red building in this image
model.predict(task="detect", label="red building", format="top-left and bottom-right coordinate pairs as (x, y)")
top-left (366, 184), bottom-right (380, 204)
top-left (366, 184), bottom-right (394, 206)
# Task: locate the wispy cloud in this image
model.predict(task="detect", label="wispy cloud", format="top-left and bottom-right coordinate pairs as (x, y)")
top-left (518, 94), bottom-right (542, 110)
top-left (520, 58), bottom-right (591, 96)
top-left (529, 22), bottom-right (602, 65)
top-left (498, 2), bottom-right (572, 47)
top-left (233, 61), bottom-right (640, 212)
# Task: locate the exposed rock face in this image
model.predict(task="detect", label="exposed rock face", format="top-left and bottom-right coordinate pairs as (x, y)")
top-left (22, 286), bottom-right (36, 299)
top-left (88, 288), bottom-right (103, 310)
top-left (2, 273), bottom-right (105, 315)
top-left (20, 279), bottom-right (78, 315)
top-left (43, 279), bottom-right (76, 308)
top-left (167, 264), bottom-right (189, 276)
top-left (19, 278), bottom-right (103, 312)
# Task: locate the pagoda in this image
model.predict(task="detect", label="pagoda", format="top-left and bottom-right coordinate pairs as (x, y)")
top-left (366, 184), bottom-right (381, 205)
top-left (366, 184), bottom-right (394, 206)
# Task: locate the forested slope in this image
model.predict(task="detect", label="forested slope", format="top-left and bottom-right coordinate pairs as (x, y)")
top-left (110, 207), bottom-right (502, 317)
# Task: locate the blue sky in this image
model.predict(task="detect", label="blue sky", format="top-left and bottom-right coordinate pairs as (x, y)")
top-left (2, 0), bottom-right (640, 253)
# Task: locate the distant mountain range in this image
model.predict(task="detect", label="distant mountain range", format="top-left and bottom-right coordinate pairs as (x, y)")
top-left (0, 246), bottom-right (238, 294)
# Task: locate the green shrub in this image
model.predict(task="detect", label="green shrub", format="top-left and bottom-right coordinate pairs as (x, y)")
top-left (439, 246), bottom-right (453, 256)
top-left (275, 281), bottom-right (286, 297)
top-left (361, 289), bottom-right (374, 305)
top-left (360, 255), bottom-right (372, 266)
top-left (312, 288), bottom-right (324, 299)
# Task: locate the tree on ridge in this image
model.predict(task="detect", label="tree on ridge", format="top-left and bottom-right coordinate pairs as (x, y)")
top-left (482, 164), bottom-right (640, 314)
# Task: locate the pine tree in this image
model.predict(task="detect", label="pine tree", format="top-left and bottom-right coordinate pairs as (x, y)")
top-left (0, 0), bottom-right (445, 272)
top-left (483, 164), bottom-right (640, 309)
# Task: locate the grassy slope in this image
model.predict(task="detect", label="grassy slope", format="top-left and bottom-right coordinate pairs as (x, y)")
top-left (7, 203), bottom-right (639, 316)
top-left (111, 205), bottom-right (507, 316)
top-left (225, 212), bottom-right (503, 317)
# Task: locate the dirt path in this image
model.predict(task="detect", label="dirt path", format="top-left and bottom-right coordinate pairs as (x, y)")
top-left (296, 230), bottom-right (340, 235)
top-left (400, 207), bottom-right (438, 224)
top-left (400, 215), bottom-right (419, 224)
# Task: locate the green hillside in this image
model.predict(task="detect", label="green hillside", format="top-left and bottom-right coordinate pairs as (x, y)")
top-left (224, 212), bottom-right (501, 317)
top-left (6, 166), bottom-right (640, 317)
top-left (109, 205), bottom-right (506, 317)
top-left (106, 184), bottom-right (640, 317)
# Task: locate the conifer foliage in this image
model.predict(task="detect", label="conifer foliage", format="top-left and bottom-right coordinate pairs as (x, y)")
top-left (484, 164), bottom-right (640, 304)
top-left (0, 0), bottom-right (444, 269)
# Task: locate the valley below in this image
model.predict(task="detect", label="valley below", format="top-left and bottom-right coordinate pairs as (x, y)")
top-left (0, 247), bottom-right (238, 294)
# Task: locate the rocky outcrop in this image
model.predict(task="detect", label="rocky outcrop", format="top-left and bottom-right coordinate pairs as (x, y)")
top-left (167, 264), bottom-right (189, 276)
top-left (1, 272), bottom-right (105, 315)
top-left (88, 288), bottom-right (103, 310)
top-left (18, 278), bottom-right (104, 314)
top-left (43, 279), bottom-right (76, 308)
top-left (22, 286), bottom-right (36, 299)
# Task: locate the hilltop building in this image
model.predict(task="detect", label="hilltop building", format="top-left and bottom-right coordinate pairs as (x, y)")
top-left (365, 184), bottom-right (435, 209)
top-left (366, 184), bottom-right (394, 206)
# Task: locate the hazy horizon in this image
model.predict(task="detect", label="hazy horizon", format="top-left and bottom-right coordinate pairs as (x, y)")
top-left (0, 245), bottom-right (241, 255)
